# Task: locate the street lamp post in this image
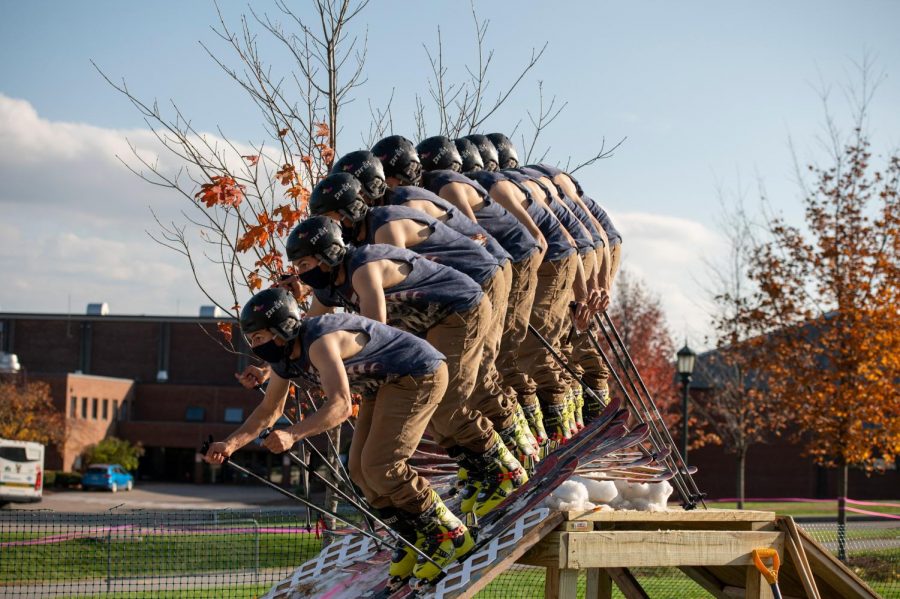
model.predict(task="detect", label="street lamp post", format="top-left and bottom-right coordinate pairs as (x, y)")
top-left (676, 343), bottom-right (697, 467)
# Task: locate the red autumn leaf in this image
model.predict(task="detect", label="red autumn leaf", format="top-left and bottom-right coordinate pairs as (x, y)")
top-left (216, 322), bottom-right (233, 343)
top-left (321, 146), bottom-right (335, 166)
top-left (278, 127), bottom-right (290, 137)
top-left (275, 164), bottom-right (296, 186)
top-left (314, 122), bottom-right (330, 138)
top-left (286, 185), bottom-right (310, 203)
top-left (247, 271), bottom-right (263, 291)
top-left (242, 155), bottom-right (260, 166)
top-left (299, 155), bottom-right (313, 168)
top-left (194, 175), bottom-right (245, 208)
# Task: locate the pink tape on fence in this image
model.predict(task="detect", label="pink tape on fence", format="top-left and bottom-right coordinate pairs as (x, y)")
top-left (717, 496), bottom-right (900, 508)
top-left (846, 506), bottom-right (900, 520)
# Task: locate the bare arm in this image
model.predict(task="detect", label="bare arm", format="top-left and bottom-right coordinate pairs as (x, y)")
top-left (215, 371), bottom-right (290, 457)
top-left (490, 181), bottom-right (545, 251)
top-left (307, 294), bottom-right (336, 317)
top-left (436, 184), bottom-right (479, 222)
top-left (352, 263), bottom-right (388, 324)
top-left (288, 335), bottom-right (354, 441)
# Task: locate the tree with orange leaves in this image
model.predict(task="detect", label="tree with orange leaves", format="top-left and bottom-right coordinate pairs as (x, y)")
top-left (0, 381), bottom-right (66, 448)
top-left (606, 270), bottom-right (682, 434)
top-left (739, 61), bottom-right (899, 547)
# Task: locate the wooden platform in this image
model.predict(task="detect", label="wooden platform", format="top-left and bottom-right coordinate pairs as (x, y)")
top-left (515, 508), bottom-right (881, 599)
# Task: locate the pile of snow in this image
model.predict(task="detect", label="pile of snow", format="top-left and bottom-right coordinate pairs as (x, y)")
top-left (546, 475), bottom-right (673, 512)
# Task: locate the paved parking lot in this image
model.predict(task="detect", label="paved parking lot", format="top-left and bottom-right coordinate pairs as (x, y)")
top-left (5, 482), bottom-right (295, 512)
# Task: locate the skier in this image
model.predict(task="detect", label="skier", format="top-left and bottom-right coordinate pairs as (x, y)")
top-left (416, 136), bottom-right (545, 442)
top-left (284, 215), bottom-right (527, 517)
top-left (331, 150), bottom-right (536, 459)
top-left (204, 288), bottom-right (471, 581)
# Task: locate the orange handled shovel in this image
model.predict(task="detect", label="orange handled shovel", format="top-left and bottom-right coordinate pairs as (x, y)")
top-left (752, 548), bottom-right (783, 599)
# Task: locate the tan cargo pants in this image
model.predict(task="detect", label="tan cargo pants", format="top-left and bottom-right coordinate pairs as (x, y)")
top-left (425, 296), bottom-right (496, 454)
top-left (510, 253), bottom-right (577, 410)
top-left (349, 363), bottom-right (448, 513)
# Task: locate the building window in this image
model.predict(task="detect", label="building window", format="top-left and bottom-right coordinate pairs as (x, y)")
top-left (113, 400), bottom-right (119, 420)
top-left (119, 401), bottom-right (128, 421)
top-left (223, 408), bottom-right (244, 424)
top-left (81, 398), bottom-right (88, 419)
top-left (102, 399), bottom-right (109, 420)
top-left (185, 407), bottom-right (206, 422)
top-left (92, 398), bottom-right (98, 419)
top-left (70, 396), bottom-right (77, 418)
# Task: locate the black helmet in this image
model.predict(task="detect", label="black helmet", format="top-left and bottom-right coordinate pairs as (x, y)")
top-left (487, 133), bottom-right (519, 169)
top-left (454, 138), bottom-right (484, 173)
top-left (239, 287), bottom-right (303, 341)
top-left (308, 173), bottom-right (368, 222)
top-left (416, 136), bottom-right (462, 172)
top-left (463, 134), bottom-right (499, 171)
top-left (331, 150), bottom-right (387, 201)
top-left (371, 135), bottom-right (422, 185)
top-left (285, 216), bottom-right (347, 267)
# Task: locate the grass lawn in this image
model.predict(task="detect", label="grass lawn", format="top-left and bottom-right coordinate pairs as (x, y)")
top-left (60, 585), bottom-right (270, 598)
top-left (475, 566), bottom-right (713, 598)
top-left (0, 532), bottom-right (321, 584)
top-left (707, 499), bottom-right (900, 518)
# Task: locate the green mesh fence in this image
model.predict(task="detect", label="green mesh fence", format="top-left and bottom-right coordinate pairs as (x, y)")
top-left (1, 510), bottom-right (896, 598)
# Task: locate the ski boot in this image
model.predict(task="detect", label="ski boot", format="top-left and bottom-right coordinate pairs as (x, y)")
top-left (564, 388), bottom-right (579, 436)
top-left (520, 396), bottom-right (548, 446)
top-left (572, 386), bottom-right (585, 431)
top-left (542, 403), bottom-right (572, 456)
top-left (583, 386), bottom-right (609, 423)
top-left (514, 402), bottom-right (541, 457)
top-left (379, 507), bottom-right (424, 585)
top-left (467, 434), bottom-right (529, 517)
top-left (411, 490), bottom-right (476, 581)
top-left (447, 446), bottom-right (480, 510)
top-left (498, 419), bottom-right (537, 477)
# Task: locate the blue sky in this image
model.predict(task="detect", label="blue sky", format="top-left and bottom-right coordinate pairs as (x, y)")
top-left (1, 1), bottom-right (898, 344)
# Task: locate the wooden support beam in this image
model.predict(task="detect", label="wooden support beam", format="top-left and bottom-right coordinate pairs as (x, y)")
top-left (745, 565), bottom-right (775, 599)
top-left (607, 567), bottom-right (650, 599)
top-left (585, 568), bottom-right (612, 599)
top-left (679, 566), bottom-right (729, 599)
top-left (567, 508), bottom-right (776, 524)
top-left (792, 526), bottom-right (881, 599)
top-left (778, 516), bottom-right (821, 599)
top-left (563, 531), bottom-right (783, 569)
top-left (544, 566), bottom-right (578, 599)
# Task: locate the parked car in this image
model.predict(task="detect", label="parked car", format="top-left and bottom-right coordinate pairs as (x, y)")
top-left (81, 464), bottom-right (134, 492)
top-left (0, 439), bottom-right (44, 507)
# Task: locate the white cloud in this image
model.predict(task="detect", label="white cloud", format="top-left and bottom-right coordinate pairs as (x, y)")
top-left (615, 212), bottom-right (725, 346)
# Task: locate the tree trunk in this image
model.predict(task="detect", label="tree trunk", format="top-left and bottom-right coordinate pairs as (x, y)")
top-left (837, 462), bottom-right (848, 562)
top-left (321, 426), bottom-right (341, 548)
top-left (736, 447), bottom-right (747, 510)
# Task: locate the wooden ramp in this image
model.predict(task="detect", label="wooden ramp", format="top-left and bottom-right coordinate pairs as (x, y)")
top-left (518, 508), bottom-right (882, 599)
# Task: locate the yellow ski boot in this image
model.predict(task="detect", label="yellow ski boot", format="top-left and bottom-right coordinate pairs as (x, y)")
top-left (411, 490), bottom-right (476, 581)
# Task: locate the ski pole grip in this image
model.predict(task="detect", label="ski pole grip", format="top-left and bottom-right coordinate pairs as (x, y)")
top-left (200, 435), bottom-right (231, 464)
top-left (752, 548), bottom-right (780, 584)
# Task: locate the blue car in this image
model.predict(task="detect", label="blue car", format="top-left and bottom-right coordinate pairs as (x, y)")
top-left (81, 464), bottom-right (134, 492)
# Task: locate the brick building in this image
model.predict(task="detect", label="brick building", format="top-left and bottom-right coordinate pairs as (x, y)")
top-left (0, 310), bottom-right (298, 483)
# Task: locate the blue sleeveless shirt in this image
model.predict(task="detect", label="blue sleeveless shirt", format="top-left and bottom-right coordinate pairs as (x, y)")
top-left (517, 167), bottom-right (594, 254)
top-left (580, 195), bottom-right (622, 246)
top-left (528, 164), bottom-right (604, 249)
top-left (421, 170), bottom-right (540, 263)
top-left (476, 169), bottom-right (575, 263)
top-left (314, 244), bottom-right (483, 334)
top-left (384, 186), bottom-right (511, 265)
top-left (364, 205), bottom-right (500, 285)
top-left (270, 313), bottom-right (445, 398)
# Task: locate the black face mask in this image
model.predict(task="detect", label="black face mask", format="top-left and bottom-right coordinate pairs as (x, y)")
top-left (252, 339), bottom-right (290, 363)
top-left (298, 266), bottom-right (333, 289)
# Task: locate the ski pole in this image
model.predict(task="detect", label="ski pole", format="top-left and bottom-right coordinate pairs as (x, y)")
top-left (581, 321), bottom-right (696, 508)
top-left (255, 428), bottom-right (381, 535)
top-left (201, 435), bottom-right (445, 574)
top-left (599, 313), bottom-right (707, 508)
top-left (526, 323), bottom-right (610, 409)
top-left (752, 548), bottom-right (783, 599)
